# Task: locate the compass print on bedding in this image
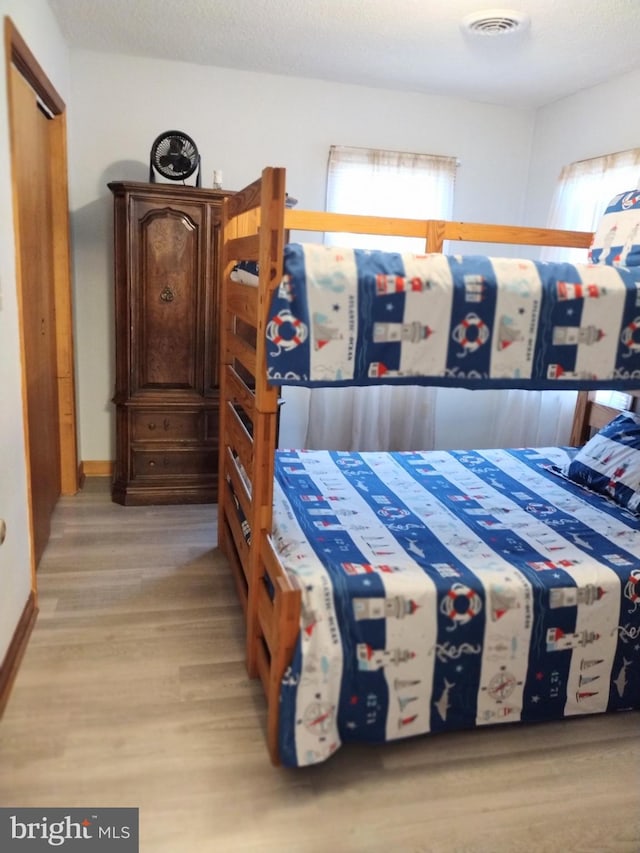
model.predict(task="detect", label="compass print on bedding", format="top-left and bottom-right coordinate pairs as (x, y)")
top-left (300, 700), bottom-right (335, 736)
top-left (482, 666), bottom-right (523, 703)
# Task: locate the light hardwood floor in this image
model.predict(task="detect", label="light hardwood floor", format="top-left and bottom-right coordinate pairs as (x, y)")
top-left (1, 479), bottom-right (639, 853)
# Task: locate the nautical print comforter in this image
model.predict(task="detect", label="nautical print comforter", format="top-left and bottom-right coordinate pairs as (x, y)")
top-left (273, 447), bottom-right (640, 767)
top-left (265, 244), bottom-right (640, 389)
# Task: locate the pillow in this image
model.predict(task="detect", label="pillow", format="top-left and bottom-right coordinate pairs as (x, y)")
top-left (589, 190), bottom-right (640, 267)
top-left (564, 411), bottom-right (640, 513)
top-left (230, 260), bottom-right (259, 285)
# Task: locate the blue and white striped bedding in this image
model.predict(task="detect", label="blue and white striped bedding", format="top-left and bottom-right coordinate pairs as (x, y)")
top-left (273, 446), bottom-right (640, 767)
top-left (265, 244), bottom-right (640, 390)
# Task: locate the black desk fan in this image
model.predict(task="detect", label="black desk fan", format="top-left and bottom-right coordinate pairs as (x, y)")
top-left (149, 130), bottom-right (201, 186)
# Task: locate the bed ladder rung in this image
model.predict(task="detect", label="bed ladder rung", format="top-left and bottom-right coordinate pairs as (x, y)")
top-left (224, 402), bottom-right (253, 482)
top-left (226, 233), bottom-right (260, 263)
top-left (225, 332), bottom-right (257, 378)
top-left (221, 480), bottom-right (250, 575)
top-left (226, 281), bottom-right (258, 329)
top-left (225, 365), bottom-right (256, 422)
top-left (224, 445), bottom-right (251, 521)
top-left (220, 517), bottom-right (248, 617)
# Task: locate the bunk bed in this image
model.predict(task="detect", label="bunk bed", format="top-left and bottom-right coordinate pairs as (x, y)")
top-left (218, 168), bottom-right (640, 766)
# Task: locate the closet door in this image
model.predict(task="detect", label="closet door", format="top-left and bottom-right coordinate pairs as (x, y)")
top-left (10, 66), bottom-right (60, 566)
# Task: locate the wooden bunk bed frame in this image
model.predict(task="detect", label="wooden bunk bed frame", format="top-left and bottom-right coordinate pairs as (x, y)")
top-left (217, 166), bottom-right (617, 764)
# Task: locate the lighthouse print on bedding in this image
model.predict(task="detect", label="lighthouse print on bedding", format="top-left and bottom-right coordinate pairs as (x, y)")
top-left (264, 244), bottom-right (640, 389)
top-left (273, 447), bottom-right (640, 767)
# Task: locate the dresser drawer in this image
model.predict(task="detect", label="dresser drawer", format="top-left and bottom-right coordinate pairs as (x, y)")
top-left (131, 410), bottom-right (203, 442)
top-left (132, 447), bottom-right (217, 479)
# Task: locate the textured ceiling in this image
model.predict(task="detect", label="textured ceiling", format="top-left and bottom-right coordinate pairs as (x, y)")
top-left (48, 0), bottom-right (640, 107)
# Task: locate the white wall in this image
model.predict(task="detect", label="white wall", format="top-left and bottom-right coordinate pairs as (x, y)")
top-left (526, 68), bottom-right (640, 227)
top-left (67, 50), bottom-right (536, 460)
top-left (0, 3), bottom-right (70, 659)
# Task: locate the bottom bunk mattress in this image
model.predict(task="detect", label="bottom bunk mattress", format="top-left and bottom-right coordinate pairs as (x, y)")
top-left (272, 447), bottom-right (640, 767)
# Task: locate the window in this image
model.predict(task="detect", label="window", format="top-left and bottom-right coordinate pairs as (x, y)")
top-left (304, 145), bottom-right (457, 451)
top-left (325, 145), bottom-right (457, 252)
top-left (545, 147), bottom-right (640, 264)
top-left (594, 390), bottom-right (633, 411)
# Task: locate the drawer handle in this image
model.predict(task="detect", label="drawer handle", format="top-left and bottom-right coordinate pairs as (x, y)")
top-left (148, 459), bottom-right (169, 467)
top-left (147, 458), bottom-right (169, 468)
top-left (148, 422), bottom-right (156, 431)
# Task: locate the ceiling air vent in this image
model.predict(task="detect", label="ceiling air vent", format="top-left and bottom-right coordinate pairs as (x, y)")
top-left (462, 9), bottom-right (530, 36)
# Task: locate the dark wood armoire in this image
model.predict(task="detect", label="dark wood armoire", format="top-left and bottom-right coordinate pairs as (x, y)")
top-left (109, 181), bottom-right (231, 505)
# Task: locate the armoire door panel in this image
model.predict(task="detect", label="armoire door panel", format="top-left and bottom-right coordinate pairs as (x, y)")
top-left (132, 202), bottom-right (204, 392)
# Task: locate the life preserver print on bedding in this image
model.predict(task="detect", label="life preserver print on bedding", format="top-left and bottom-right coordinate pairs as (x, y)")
top-left (274, 448), bottom-right (640, 767)
top-left (265, 244), bottom-right (640, 389)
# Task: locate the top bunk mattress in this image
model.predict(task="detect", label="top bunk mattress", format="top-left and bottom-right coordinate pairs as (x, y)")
top-left (264, 244), bottom-right (640, 389)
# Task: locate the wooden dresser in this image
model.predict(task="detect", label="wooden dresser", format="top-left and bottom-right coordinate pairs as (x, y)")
top-left (109, 181), bottom-right (231, 505)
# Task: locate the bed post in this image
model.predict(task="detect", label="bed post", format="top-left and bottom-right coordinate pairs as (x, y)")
top-left (245, 168), bottom-right (286, 677)
top-left (219, 168), bottom-right (303, 764)
top-left (569, 391), bottom-right (591, 446)
top-left (425, 219), bottom-right (446, 253)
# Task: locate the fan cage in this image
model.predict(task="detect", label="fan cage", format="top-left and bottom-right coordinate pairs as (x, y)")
top-left (149, 130), bottom-right (201, 186)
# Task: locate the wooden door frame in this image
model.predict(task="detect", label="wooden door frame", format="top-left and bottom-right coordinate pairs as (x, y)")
top-left (4, 17), bottom-right (79, 591)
